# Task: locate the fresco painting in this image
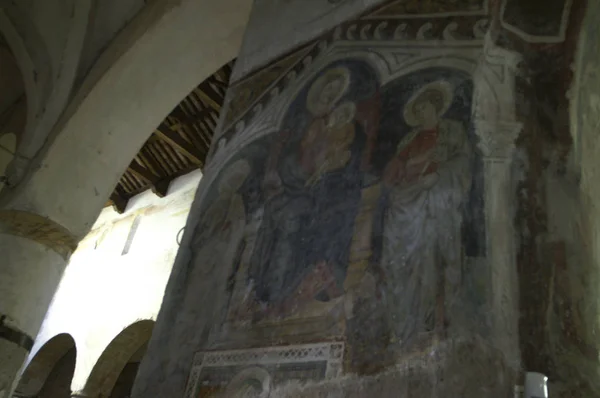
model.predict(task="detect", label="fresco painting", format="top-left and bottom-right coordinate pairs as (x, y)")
top-left (190, 59), bottom-right (485, 367)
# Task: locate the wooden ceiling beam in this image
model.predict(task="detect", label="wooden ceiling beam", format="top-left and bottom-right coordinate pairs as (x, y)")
top-left (195, 82), bottom-right (222, 111)
top-left (110, 192), bottom-right (128, 214)
top-left (152, 179), bottom-right (170, 198)
top-left (155, 123), bottom-right (203, 166)
top-left (129, 160), bottom-right (171, 198)
top-left (138, 149), bottom-right (166, 176)
top-left (107, 60), bottom-right (235, 210)
top-left (129, 161), bottom-right (156, 182)
top-left (170, 107), bottom-right (214, 127)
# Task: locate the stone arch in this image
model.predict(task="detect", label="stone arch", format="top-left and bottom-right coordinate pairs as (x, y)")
top-left (0, 6), bottom-right (43, 147)
top-left (273, 50), bottom-right (387, 117)
top-left (0, 0), bottom-right (93, 174)
top-left (14, 333), bottom-right (77, 397)
top-left (80, 320), bottom-right (154, 397)
top-left (267, 49), bottom-right (484, 132)
top-left (1, 0), bottom-right (253, 239)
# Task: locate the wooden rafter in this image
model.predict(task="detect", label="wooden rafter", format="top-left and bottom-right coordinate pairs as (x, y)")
top-left (107, 59), bottom-right (235, 209)
top-left (129, 161), bottom-right (157, 183)
top-left (155, 123), bottom-right (203, 166)
top-left (128, 160), bottom-right (169, 197)
top-left (195, 81), bottom-right (222, 111)
top-left (138, 149), bottom-right (165, 177)
top-left (110, 191), bottom-right (128, 214)
top-left (170, 107), bottom-right (214, 127)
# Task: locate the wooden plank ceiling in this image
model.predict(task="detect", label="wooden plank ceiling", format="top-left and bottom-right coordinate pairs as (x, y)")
top-left (107, 60), bottom-right (235, 213)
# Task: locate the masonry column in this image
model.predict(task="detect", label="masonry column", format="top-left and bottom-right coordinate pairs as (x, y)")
top-left (0, 210), bottom-right (76, 397)
top-left (472, 36), bottom-right (524, 369)
top-left (132, 2), bottom-right (528, 396)
top-left (475, 120), bottom-right (522, 362)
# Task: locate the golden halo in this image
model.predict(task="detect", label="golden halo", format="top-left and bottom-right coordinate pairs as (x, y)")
top-left (403, 81), bottom-right (453, 127)
top-left (218, 159), bottom-right (251, 193)
top-left (306, 67), bottom-right (351, 115)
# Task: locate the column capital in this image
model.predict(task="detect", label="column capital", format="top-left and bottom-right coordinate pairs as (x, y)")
top-left (481, 32), bottom-right (523, 71)
top-left (474, 119), bottom-right (523, 160)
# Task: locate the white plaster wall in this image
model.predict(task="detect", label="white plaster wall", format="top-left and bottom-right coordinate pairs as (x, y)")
top-left (21, 0), bottom-right (74, 82)
top-left (4, 0), bottom-right (252, 239)
top-left (29, 169), bottom-right (201, 392)
top-left (231, 0), bottom-right (388, 81)
top-left (76, 0), bottom-right (146, 86)
top-left (0, 0), bottom-right (91, 182)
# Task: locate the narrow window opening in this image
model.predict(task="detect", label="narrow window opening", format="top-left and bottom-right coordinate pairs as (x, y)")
top-left (122, 215), bottom-right (142, 256)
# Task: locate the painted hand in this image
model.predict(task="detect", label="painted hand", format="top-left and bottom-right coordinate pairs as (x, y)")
top-left (263, 172), bottom-right (283, 198)
top-left (419, 172), bottom-right (439, 189)
top-left (383, 157), bottom-right (405, 185)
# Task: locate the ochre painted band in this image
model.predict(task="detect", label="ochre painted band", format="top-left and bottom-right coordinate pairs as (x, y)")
top-left (0, 210), bottom-right (78, 259)
top-left (0, 315), bottom-right (34, 352)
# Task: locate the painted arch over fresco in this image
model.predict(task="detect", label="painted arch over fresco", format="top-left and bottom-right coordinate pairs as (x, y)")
top-left (183, 57), bottom-right (488, 359)
top-left (176, 1), bottom-right (526, 395)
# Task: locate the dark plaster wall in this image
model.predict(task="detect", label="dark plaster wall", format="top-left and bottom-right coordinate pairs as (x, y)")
top-left (38, 348), bottom-right (76, 398)
top-left (109, 362), bottom-right (141, 398)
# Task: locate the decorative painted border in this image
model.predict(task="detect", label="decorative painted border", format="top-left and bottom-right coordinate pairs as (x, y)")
top-left (364, 0), bottom-right (489, 19)
top-left (500, 0), bottom-right (573, 43)
top-left (213, 0), bottom-right (493, 153)
top-left (183, 342), bottom-right (344, 398)
top-left (214, 14), bottom-right (489, 152)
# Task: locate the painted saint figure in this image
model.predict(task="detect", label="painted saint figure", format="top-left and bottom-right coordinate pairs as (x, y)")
top-left (248, 67), bottom-right (365, 318)
top-left (379, 81), bottom-right (472, 347)
top-left (191, 159), bottom-right (250, 272)
top-left (184, 159), bottom-right (250, 324)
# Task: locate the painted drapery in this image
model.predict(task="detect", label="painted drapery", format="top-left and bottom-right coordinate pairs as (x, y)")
top-left (186, 59), bottom-right (486, 368)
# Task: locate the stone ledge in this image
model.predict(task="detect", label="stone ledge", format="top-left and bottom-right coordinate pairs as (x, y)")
top-left (271, 338), bottom-right (516, 398)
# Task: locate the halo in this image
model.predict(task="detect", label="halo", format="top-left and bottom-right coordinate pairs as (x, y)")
top-left (403, 80), bottom-right (453, 127)
top-left (217, 159), bottom-right (251, 193)
top-left (225, 367), bottom-right (271, 398)
top-left (306, 67), bottom-right (351, 115)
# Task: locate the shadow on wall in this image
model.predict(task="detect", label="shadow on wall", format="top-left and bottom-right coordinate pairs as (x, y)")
top-left (15, 333), bottom-right (76, 397)
top-left (0, 133), bottom-right (16, 191)
top-left (79, 320), bottom-right (154, 398)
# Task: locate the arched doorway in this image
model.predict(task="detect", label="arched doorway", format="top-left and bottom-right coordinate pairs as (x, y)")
top-left (0, 0), bottom-right (251, 392)
top-left (14, 333), bottom-right (76, 397)
top-left (81, 320), bottom-right (154, 398)
top-left (108, 342), bottom-right (148, 398)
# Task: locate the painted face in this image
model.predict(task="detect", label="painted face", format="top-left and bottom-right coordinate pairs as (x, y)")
top-left (317, 78), bottom-right (344, 110)
top-left (328, 102), bottom-right (355, 128)
top-left (413, 99), bottom-right (439, 126)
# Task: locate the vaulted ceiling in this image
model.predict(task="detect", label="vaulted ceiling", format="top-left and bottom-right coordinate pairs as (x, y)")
top-left (106, 60), bottom-right (234, 213)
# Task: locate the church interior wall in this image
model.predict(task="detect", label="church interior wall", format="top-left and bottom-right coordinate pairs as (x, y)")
top-left (2, 0), bottom-right (599, 396)
top-left (132, 0), bottom-right (600, 397)
top-left (27, 169), bottom-right (201, 394)
top-left (231, 0), bottom-right (389, 83)
top-left (0, 0), bottom-right (253, 394)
